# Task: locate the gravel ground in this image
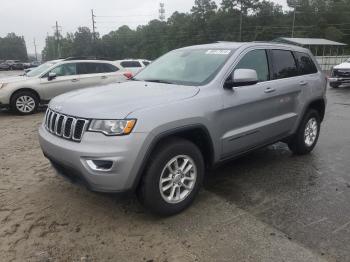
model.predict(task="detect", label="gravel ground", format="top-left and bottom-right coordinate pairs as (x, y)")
top-left (0, 70), bottom-right (349, 262)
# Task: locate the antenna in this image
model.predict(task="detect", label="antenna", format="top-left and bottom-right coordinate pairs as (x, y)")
top-left (159, 3), bottom-right (165, 22)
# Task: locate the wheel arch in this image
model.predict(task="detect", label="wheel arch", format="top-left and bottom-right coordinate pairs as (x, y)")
top-left (307, 98), bottom-right (326, 122)
top-left (10, 88), bottom-right (41, 103)
top-left (132, 124), bottom-right (215, 191)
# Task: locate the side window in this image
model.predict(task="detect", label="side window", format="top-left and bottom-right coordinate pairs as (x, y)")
top-left (101, 63), bottom-right (119, 73)
top-left (294, 52), bottom-right (318, 75)
top-left (77, 63), bottom-right (100, 74)
top-left (120, 61), bottom-right (142, 68)
top-left (143, 61), bottom-right (150, 66)
top-left (270, 50), bottom-right (298, 79)
top-left (49, 63), bottom-right (77, 77)
top-left (235, 49), bottom-right (269, 82)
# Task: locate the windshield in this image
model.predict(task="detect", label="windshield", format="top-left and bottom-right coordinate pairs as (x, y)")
top-left (26, 61), bottom-right (59, 77)
top-left (134, 49), bottom-right (234, 86)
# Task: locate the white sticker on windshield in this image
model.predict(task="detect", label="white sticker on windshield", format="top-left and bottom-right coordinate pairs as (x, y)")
top-left (206, 50), bottom-right (231, 55)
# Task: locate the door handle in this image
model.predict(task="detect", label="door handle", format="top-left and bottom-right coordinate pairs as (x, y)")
top-left (71, 79), bottom-right (79, 82)
top-left (264, 87), bottom-right (276, 93)
top-left (299, 81), bottom-right (308, 86)
top-left (101, 76), bottom-right (108, 79)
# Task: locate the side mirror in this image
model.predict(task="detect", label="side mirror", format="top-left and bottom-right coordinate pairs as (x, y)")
top-left (224, 69), bottom-right (258, 88)
top-left (48, 72), bottom-right (57, 81)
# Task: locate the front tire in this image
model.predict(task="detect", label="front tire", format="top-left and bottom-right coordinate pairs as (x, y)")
top-left (10, 91), bottom-right (39, 115)
top-left (330, 82), bottom-right (340, 88)
top-left (137, 138), bottom-right (204, 216)
top-left (288, 109), bottom-right (321, 155)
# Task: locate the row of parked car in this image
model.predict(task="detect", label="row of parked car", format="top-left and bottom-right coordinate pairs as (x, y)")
top-left (0, 60), bottom-right (40, 71)
top-left (0, 58), bottom-right (151, 114)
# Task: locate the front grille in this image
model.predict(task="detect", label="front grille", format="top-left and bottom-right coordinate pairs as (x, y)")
top-left (333, 69), bottom-right (350, 78)
top-left (44, 109), bottom-right (89, 142)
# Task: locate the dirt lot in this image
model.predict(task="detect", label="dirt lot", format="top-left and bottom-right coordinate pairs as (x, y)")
top-left (1, 71), bottom-right (350, 262)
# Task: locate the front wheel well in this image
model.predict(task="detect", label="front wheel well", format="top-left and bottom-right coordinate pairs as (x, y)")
top-left (10, 88), bottom-right (40, 103)
top-left (308, 99), bottom-right (325, 121)
top-left (133, 126), bottom-right (215, 191)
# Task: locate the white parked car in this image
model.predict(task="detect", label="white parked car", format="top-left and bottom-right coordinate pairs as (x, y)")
top-left (114, 59), bottom-right (151, 75)
top-left (329, 58), bottom-right (350, 88)
top-left (0, 58), bottom-right (129, 114)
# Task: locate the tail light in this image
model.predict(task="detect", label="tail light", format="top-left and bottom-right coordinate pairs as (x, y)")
top-left (123, 72), bottom-right (133, 79)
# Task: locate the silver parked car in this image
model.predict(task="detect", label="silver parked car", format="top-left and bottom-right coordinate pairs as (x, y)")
top-left (0, 58), bottom-right (129, 114)
top-left (39, 42), bottom-right (327, 215)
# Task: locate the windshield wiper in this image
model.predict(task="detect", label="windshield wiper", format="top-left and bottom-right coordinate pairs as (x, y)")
top-left (143, 79), bottom-right (174, 84)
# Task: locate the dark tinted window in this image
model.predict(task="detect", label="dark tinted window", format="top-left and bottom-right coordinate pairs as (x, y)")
top-left (294, 52), bottom-right (318, 75)
top-left (143, 61), bottom-right (150, 66)
top-left (77, 63), bottom-right (119, 74)
top-left (271, 50), bottom-right (298, 79)
top-left (120, 61), bottom-right (142, 68)
top-left (235, 49), bottom-right (269, 82)
top-left (101, 63), bottom-right (119, 72)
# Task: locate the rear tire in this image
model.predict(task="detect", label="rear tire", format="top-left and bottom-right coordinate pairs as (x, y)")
top-left (10, 91), bottom-right (39, 115)
top-left (288, 109), bottom-right (321, 155)
top-left (137, 137), bottom-right (204, 216)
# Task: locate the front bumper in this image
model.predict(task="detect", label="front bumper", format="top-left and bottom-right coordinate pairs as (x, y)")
top-left (328, 77), bottom-right (350, 84)
top-left (38, 125), bottom-right (153, 193)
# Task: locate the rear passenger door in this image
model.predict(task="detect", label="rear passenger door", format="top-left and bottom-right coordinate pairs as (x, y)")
top-left (266, 49), bottom-right (302, 135)
top-left (293, 51), bottom-right (320, 94)
top-left (77, 62), bottom-right (103, 89)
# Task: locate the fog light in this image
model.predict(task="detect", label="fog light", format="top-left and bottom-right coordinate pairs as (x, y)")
top-left (86, 160), bottom-right (113, 171)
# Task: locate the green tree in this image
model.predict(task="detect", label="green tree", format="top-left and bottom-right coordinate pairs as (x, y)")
top-left (0, 33), bottom-right (28, 61)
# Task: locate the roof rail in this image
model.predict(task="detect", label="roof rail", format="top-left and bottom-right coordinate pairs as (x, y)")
top-left (63, 56), bottom-right (111, 61)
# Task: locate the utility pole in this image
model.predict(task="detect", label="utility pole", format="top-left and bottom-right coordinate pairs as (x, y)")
top-left (159, 3), bottom-right (165, 22)
top-left (291, 2), bottom-right (297, 37)
top-left (91, 9), bottom-right (96, 41)
top-left (239, 0), bottom-right (243, 41)
top-left (53, 21), bottom-right (62, 58)
top-left (33, 38), bottom-right (38, 61)
top-left (91, 9), bottom-right (97, 57)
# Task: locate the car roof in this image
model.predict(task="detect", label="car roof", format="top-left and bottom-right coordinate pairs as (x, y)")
top-left (178, 41), bottom-right (310, 53)
top-left (60, 60), bottom-right (114, 64)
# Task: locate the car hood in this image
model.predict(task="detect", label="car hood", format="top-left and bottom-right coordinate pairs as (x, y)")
top-left (50, 81), bottom-right (200, 119)
top-left (0, 75), bottom-right (28, 84)
top-left (334, 62), bottom-right (350, 70)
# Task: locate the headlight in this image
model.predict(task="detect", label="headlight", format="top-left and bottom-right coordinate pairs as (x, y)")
top-left (88, 119), bottom-right (136, 136)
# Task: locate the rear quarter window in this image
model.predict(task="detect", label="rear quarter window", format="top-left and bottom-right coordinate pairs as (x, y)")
top-left (294, 52), bottom-right (318, 75)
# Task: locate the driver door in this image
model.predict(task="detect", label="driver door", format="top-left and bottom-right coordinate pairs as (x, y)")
top-left (40, 63), bottom-right (80, 100)
top-left (220, 49), bottom-right (279, 158)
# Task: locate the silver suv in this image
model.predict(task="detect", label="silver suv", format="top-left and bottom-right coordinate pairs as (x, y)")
top-left (39, 42), bottom-right (327, 215)
top-left (0, 58), bottom-right (128, 114)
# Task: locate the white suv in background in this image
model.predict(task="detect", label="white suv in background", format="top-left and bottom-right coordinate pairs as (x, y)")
top-left (0, 58), bottom-right (130, 114)
top-left (114, 59), bottom-right (151, 75)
